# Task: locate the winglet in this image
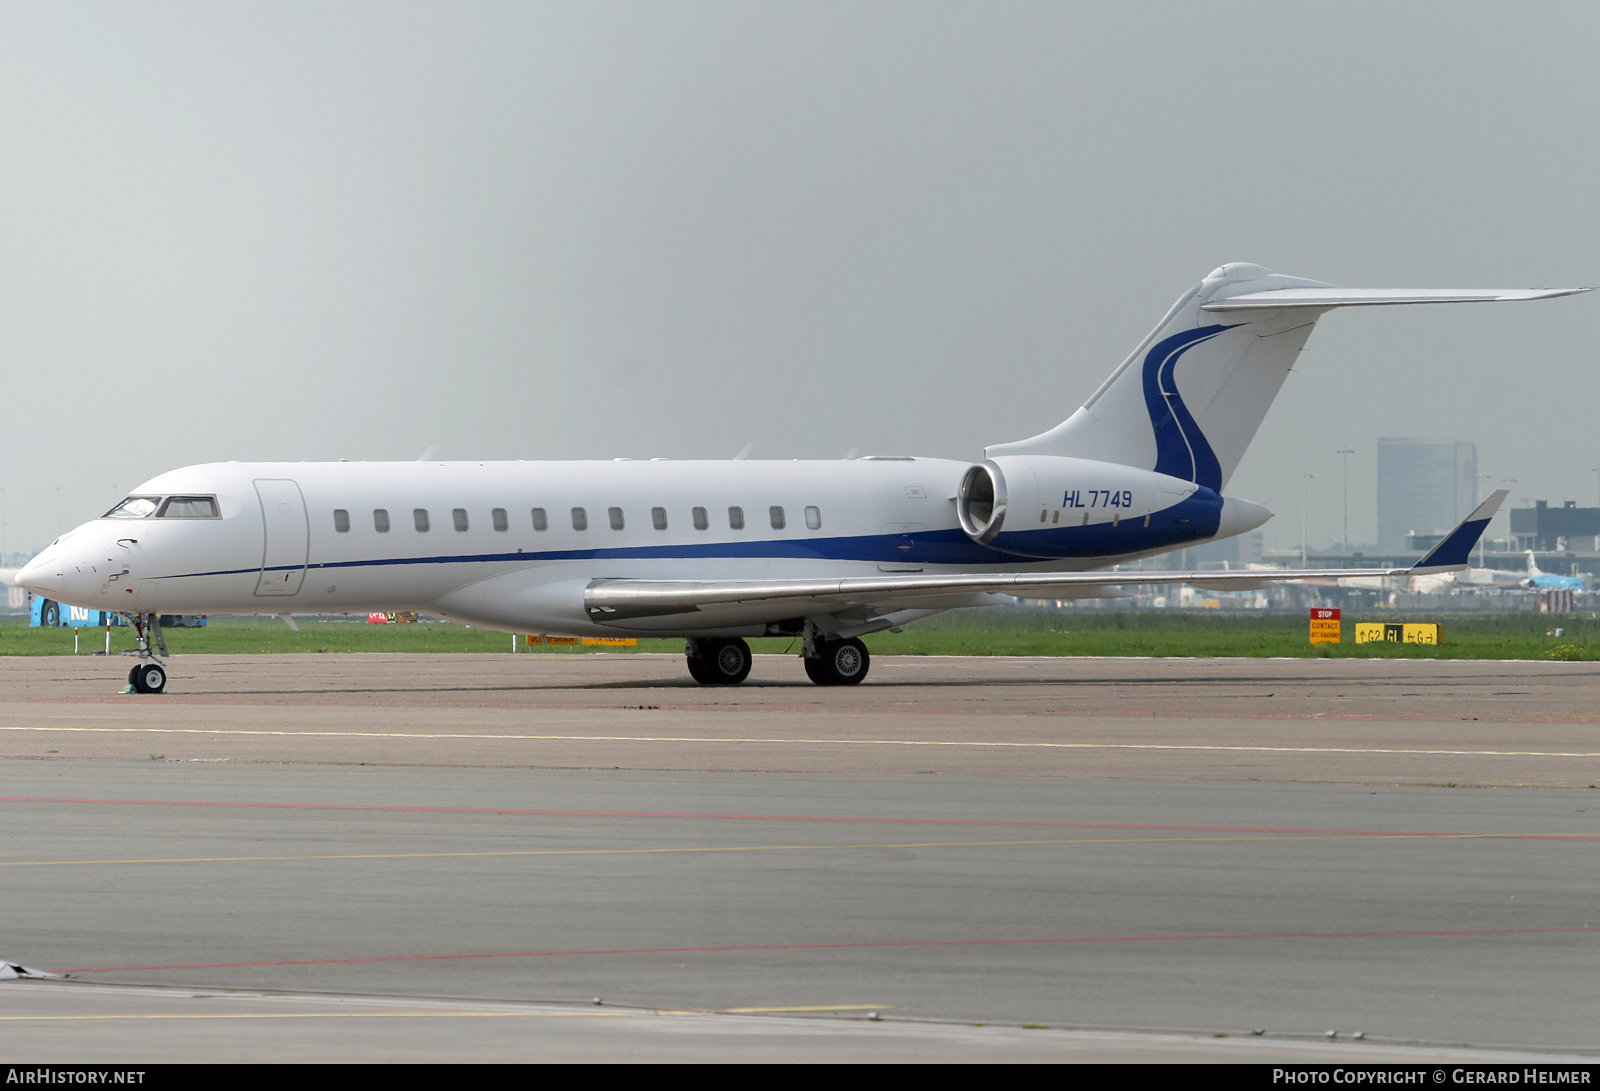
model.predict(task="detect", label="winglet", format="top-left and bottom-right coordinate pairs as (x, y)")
top-left (1411, 489), bottom-right (1509, 572)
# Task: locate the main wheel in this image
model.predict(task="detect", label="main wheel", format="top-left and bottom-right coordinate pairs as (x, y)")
top-left (685, 649), bottom-right (713, 683)
top-left (686, 638), bottom-right (752, 685)
top-left (132, 662), bottom-right (167, 695)
top-left (804, 637), bottom-right (870, 685)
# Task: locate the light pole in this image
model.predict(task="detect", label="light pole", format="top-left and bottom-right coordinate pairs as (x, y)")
top-left (1474, 473), bottom-right (1493, 568)
top-left (1302, 472), bottom-right (1314, 567)
top-left (1500, 479), bottom-right (1518, 559)
top-left (1591, 465), bottom-right (1599, 507)
top-left (1336, 448), bottom-right (1353, 551)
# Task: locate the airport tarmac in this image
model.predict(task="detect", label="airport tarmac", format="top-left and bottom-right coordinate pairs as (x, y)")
top-left (1, 653), bottom-right (1598, 1062)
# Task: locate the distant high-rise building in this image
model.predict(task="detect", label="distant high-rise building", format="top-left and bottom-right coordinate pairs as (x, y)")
top-left (1376, 438), bottom-right (1477, 552)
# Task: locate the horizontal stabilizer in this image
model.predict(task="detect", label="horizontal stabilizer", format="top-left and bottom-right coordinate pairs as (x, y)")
top-left (1202, 287), bottom-right (1591, 312)
top-left (1410, 490), bottom-right (1508, 573)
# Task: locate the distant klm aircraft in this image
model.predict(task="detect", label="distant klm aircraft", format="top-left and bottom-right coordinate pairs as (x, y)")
top-left (18, 263), bottom-right (1583, 693)
top-left (1520, 551), bottom-right (1587, 592)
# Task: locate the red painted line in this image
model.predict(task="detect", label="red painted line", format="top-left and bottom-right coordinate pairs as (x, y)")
top-left (53, 925), bottom-right (1600, 975)
top-left (4, 796), bottom-right (1599, 840)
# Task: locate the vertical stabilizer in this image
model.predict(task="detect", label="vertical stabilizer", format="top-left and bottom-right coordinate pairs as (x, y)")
top-left (986, 263), bottom-right (1331, 491)
top-left (987, 265), bottom-right (1589, 492)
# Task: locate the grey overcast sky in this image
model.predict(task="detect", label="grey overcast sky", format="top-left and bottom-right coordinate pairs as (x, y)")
top-left (1, 1), bottom-right (1595, 556)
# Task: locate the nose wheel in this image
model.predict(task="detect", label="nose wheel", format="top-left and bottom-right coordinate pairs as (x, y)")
top-left (123, 613), bottom-right (170, 694)
top-left (129, 662), bottom-right (167, 694)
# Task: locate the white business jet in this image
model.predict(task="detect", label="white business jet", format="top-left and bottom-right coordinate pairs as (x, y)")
top-left (18, 263), bottom-right (1583, 693)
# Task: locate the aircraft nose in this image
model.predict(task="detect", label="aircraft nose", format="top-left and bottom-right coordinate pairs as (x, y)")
top-left (15, 548), bottom-right (63, 598)
top-left (1216, 495), bottom-right (1273, 539)
top-left (16, 536), bottom-right (103, 603)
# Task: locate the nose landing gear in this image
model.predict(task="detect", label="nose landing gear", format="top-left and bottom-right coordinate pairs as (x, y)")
top-left (125, 613), bottom-right (169, 694)
top-left (129, 661), bottom-right (167, 694)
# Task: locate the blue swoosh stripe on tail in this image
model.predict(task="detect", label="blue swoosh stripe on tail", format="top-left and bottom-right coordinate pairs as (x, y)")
top-left (1141, 324), bottom-right (1236, 491)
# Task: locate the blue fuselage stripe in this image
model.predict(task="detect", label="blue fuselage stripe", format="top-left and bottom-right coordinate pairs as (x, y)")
top-left (151, 493), bottom-right (1226, 581)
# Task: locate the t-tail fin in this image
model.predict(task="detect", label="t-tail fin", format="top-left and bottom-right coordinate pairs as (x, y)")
top-left (987, 264), bottom-right (1589, 492)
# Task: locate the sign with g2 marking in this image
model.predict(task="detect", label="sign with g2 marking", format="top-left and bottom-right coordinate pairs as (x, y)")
top-left (1309, 607), bottom-right (1341, 645)
top-left (1354, 622), bottom-right (1442, 645)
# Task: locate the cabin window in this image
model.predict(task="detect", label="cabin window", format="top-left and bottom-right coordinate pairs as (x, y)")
top-left (769, 506), bottom-right (786, 530)
top-left (157, 496), bottom-right (220, 519)
top-left (492, 508), bottom-right (508, 532)
top-left (453, 508), bottom-right (469, 532)
top-left (531, 508), bottom-right (548, 531)
top-left (728, 506), bottom-right (745, 530)
top-left (805, 505), bottom-right (821, 530)
top-left (571, 507), bottom-right (587, 531)
top-left (104, 496), bottom-right (161, 519)
top-left (374, 509), bottom-right (390, 533)
top-left (651, 507), bottom-right (668, 531)
top-left (414, 508), bottom-right (430, 532)
top-left (608, 507), bottom-right (625, 531)
top-left (692, 506), bottom-right (709, 531)
top-left (333, 509), bottom-right (350, 533)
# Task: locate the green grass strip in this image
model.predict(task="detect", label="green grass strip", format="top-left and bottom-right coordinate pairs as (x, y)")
top-left (1, 610), bottom-right (1594, 661)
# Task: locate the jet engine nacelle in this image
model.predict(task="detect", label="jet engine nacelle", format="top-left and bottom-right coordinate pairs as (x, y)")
top-left (955, 455), bottom-right (1250, 560)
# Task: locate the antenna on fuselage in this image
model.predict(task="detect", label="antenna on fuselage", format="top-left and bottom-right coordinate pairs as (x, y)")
top-left (733, 443), bottom-right (755, 460)
top-left (417, 445), bottom-right (436, 462)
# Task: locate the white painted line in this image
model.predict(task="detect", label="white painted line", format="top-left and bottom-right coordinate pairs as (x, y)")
top-left (3, 725), bottom-right (1598, 759)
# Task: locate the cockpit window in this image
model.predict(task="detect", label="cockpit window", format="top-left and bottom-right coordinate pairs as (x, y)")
top-left (157, 496), bottom-right (220, 519)
top-left (104, 496), bottom-right (161, 519)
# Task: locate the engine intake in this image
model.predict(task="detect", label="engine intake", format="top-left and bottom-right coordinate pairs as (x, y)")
top-left (956, 461), bottom-right (1007, 544)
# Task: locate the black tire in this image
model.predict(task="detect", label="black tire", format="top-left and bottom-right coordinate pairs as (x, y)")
top-left (803, 654), bottom-right (831, 685)
top-left (687, 638), bottom-right (752, 685)
top-left (41, 601), bottom-right (59, 627)
top-left (132, 662), bottom-right (167, 695)
top-left (128, 665), bottom-right (141, 686)
top-left (805, 637), bottom-right (870, 685)
top-left (686, 650), bottom-right (716, 684)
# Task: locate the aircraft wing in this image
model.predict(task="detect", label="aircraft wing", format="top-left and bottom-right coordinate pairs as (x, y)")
top-left (583, 564), bottom-right (1421, 624)
top-left (583, 491), bottom-right (1508, 626)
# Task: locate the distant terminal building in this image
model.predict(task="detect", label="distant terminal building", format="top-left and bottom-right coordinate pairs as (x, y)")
top-left (1512, 500), bottom-right (1600, 553)
top-left (1376, 438), bottom-right (1477, 552)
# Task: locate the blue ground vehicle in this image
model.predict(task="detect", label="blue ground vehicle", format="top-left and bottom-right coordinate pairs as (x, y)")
top-left (30, 598), bottom-right (204, 629)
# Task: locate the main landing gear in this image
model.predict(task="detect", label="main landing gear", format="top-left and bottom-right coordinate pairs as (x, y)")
top-left (685, 637), bottom-right (753, 685)
top-left (125, 613), bottom-right (169, 695)
top-left (682, 633), bottom-right (871, 686)
top-left (804, 637), bottom-right (870, 686)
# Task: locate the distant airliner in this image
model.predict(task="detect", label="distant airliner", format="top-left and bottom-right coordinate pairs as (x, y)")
top-left (1520, 551), bottom-right (1587, 593)
top-left (1402, 551), bottom-right (1588, 596)
top-left (18, 263), bottom-right (1583, 693)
